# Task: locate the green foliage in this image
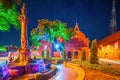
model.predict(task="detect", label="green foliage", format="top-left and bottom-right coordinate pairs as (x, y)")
top-left (33, 41), bottom-right (41, 47)
top-left (81, 50), bottom-right (86, 61)
top-left (72, 60), bottom-right (120, 76)
top-left (90, 39), bottom-right (98, 64)
top-left (0, 45), bottom-right (7, 52)
top-left (30, 34), bottom-right (42, 48)
top-left (48, 21), bottom-right (74, 42)
top-left (63, 50), bottom-right (66, 59)
top-left (46, 49), bottom-right (49, 58)
top-left (42, 51), bottom-right (44, 57)
top-left (30, 19), bottom-right (75, 47)
top-left (34, 47), bottom-right (37, 50)
top-left (0, 2), bottom-right (20, 32)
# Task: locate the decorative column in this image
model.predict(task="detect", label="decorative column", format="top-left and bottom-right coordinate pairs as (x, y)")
top-left (15, 4), bottom-right (30, 64)
top-left (19, 3), bottom-right (28, 51)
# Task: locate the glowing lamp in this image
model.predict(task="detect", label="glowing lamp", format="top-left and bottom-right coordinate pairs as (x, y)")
top-left (55, 44), bottom-right (59, 49)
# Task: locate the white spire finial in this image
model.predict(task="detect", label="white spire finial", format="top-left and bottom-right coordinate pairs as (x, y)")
top-left (74, 21), bottom-right (79, 31)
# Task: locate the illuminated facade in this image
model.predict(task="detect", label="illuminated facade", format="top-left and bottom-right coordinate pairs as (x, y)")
top-left (98, 31), bottom-right (120, 60)
top-left (65, 23), bottom-right (90, 59)
top-left (35, 40), bottom-right (52, 57)
top-left (32, 22), bottom-right (90, 59)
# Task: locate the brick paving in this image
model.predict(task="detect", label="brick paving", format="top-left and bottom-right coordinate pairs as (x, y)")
top-left (83, 67), bottom-right (120, 80)
top-left (84, 59), bottom-right (120, 80)
top-left (49, 64), bottom-right (77, 80)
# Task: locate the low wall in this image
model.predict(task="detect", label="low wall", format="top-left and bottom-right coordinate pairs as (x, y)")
top-left (51, 60), bottom-right (64, 64)
top-left (10, 66), bottom-right (56, 80)
top-left (41, 66), bottom-right (56, 80)
top-left (64, 62), bottom-right (85, 80)
top-left (13, 65), bottom-right (57, 80)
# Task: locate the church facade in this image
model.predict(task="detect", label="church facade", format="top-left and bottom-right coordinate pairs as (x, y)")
top-left (64, 23), bottom-right (90, 59)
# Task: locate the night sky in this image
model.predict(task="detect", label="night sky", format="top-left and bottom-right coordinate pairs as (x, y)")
top-left (0, 0), bottom-right (120, 47)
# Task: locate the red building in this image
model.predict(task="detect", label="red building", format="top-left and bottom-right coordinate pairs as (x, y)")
top-left (31, 40), bottom-right (52, 57)
top-left (98, 31), bottom-right (120, 60)
top-left (65, 23), bottom-right (90, 59)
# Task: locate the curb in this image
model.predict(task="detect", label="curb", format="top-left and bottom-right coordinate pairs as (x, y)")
top-left (64, 62), bottom-right (85, 80)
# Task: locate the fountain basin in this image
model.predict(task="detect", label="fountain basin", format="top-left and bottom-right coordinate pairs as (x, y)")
top-left (12, 65), bottom-right (57, 80)
top-left (0, 58), bottom-right (57, 79)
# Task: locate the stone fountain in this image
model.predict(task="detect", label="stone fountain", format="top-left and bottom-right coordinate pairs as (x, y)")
top-left (0, 3), bottom-right (57, 80)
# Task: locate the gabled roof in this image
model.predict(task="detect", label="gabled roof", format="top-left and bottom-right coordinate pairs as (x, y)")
top-left (98, 31), bottom-right (120, 46)
top-left (74, 22), bottom-right (79, 31)
top-left (72, 22), bottom-right (85, 39)
top-left (71, 22), bottom-right (89, 45)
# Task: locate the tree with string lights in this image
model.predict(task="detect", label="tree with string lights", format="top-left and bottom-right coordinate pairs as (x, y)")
top-left (90, 39), bottom-right (98, 64)
top-left (30, 19), bottom-right (75, 48)
top-left (0, 3), bottom-right (20, 32)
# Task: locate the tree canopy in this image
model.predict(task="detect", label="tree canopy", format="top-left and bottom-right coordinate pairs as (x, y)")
top-left (0, 45), bottom-right (7, 52)
top-left (0, 2), bottom-right (20, 32)
top-left (30, 19), bottom-right (75, 47)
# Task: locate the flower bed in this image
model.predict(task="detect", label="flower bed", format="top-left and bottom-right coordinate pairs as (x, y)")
top-left (71, 60), bottom-right (120, 76)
